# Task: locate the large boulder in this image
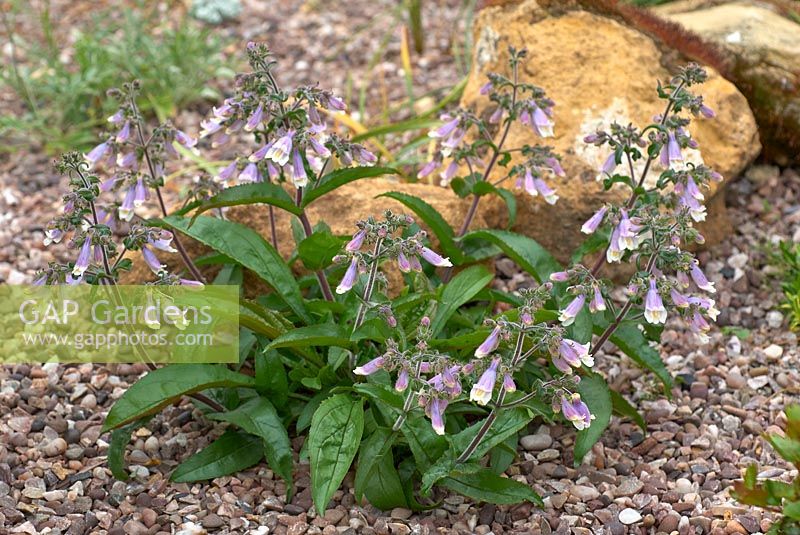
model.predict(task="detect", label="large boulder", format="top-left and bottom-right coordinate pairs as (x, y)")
top-left (120, 179), bottom-right (488, 294)
top-left (462, 0), bottom-right (760, 265)
top-left (654, 0), bottom-right (800, 165)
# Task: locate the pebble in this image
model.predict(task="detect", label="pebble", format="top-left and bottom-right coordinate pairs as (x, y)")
top-left (614, 477), bottom-right (644, 497)
top-left (618, 508), bottom-right (642, 525)
top-left (726, 372), bottom-right (746, 389)
top-left (41, 438), bottom-right (67, 456)
top-left (764, 344), bottom-right (783, 359)
top-left (570, 485), bottom-right (600, 501)
top-left (520, 434), bottom-right (553, 451)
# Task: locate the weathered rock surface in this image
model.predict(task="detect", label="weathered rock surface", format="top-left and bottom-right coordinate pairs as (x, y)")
top-left (655, 0), bottom-right (800, 165)
top-left (461, 0), bottom-right (760, 264)
top-left (120, 178), bottom-right (487, 293)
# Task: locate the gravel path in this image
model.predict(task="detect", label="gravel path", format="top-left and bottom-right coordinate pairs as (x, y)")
top-left (2, 2), bottom-right (800, 534)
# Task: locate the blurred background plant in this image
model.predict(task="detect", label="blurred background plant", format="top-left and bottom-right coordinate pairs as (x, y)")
top-left (0, 0), bottom-right (233, 154)
top-left (770, 242), bottom-right (800, 331)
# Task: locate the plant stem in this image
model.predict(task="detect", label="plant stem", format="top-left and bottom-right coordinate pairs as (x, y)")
top-left (589, 82), bottom-right (684, 279)
top-left (354, 237), bottom-right (384, 329)
top-left (456, 331), bottom-right (525, 463)
top-left (129, 98), bottom-right (205, 283)
top-left (295, 187), bottom-right (334, 301)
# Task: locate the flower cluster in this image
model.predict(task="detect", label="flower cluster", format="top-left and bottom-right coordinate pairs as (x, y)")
top-left (417, 47), bottom-right (562, 206)
top-left (200, 42), bottom-right (375, 189)
top-left (36, 82), bottom-right (202, 287)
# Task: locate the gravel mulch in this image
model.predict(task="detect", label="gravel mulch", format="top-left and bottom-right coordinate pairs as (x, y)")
top-left (2, 1), bottom-right (800, 534)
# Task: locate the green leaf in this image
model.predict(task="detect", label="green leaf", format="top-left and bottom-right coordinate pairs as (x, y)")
top-left (610, 390), bottom-right (645, 431)
top-left (442, 468), bottom-right (542, 505)
top-left (355, 428), bottom-right (407, 508)
top-left (309, 394), bottom-right (365, 514)
top-left (489, 435), bottom-right (518, 475)
top-left (268, 324), bottom-right (352, 350)
top-left (108, 422), bottom-right (138, 481)
top-left (171, 430), bottom-right (263, 482)
top-left (255, 350), bottom-right (288, 406)
top-left (364, 449), bottom-right (408, 509)
top-left (354, 383), bottom-right (405, 412)
top-left (461, 229), bottom-right (561, 283)
top-left (378, 191), bottom-right (461, 262)
top-left (301, 166), bottom-right (396, 207)
top-left (573, 373), bottom-right (612, 465)
top-left (297, 230), bottom-right (343, 270)
top-left (430, 265), bottom-right (493, 336)
top-left (351, 117), bottom-right (440, 142)
top-left (103, 365), bottom-right (255, 431)
top-left (766, 435), bottom-right (800, 465)
top-left (164, 215), bottom-right (309, 323)
top-left (190, 183), bottom-right (301, 221)
top-left (207, 397), bottom-right (294, 498)
top-left (400, 413), bottom-right (447, 471)
top-left (605, 322), bottom-right (672, 392)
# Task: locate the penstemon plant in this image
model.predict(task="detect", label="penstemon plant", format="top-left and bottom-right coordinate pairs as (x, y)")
top-left (38, 43), bottom-right (720, 511)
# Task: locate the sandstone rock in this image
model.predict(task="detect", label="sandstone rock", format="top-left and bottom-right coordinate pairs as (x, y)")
top-left (461, 0), bottom-right (760, 264)
top-left (121, 178), bottom-right (487, 293)
top-left (655, 0), bottom-right (800, 165)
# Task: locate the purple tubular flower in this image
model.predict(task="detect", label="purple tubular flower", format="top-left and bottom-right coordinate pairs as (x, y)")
top-left (408, 255), bottom-right (422, 272)
top-left (546, 157), bottom-right (565, 177)
top-left (354, 147), bottom-right (377, 165)
top-left (249, 143), bottom-right (272, 162)
top-left (345, 229), bottom-right (367, 252)
top-left (325, 95), bottom-right (347, 111)
top-left (429, 116), bottom-right (460, 139)
top-left (216, 161), bottom-right (238, 182)
top-left (606, 224), bottom-right (623, 263)
top-left (549, 270), bottom-right (570, 282)
top-left (589, 285), bottom-right (606, 313)
top-left (429, 398), bottom-right (446, 435)
top-left (520, 312), bottom-right (533, 325)
top-left (558, 294), bottom-right (586, 326)
top-left (532, 107), bottom-right (554, 137)
top-left (479, 81), bottom-right (492, 95)
top-left (265, 131), bottom-right (294, 166)
top-left (489, 107), bottom-right (503, 124)
top-left (238, 162), bottom-right (261, 184)
top-left (142, 246), bottom-right (165, 274)
top-left (395, 369), bottom-right (410, 392)
top-left (417, 160), bottom-right (439, 179)
top-left (581, 206), bottom-right (608, 234)
top-left (244, 103), bottom-right (263, 132)
top-left (149, 230), bottom-right (177, 253)
top-left (686, 176), bottom-right (704, 201)
top-left (699, 104), bottom-right (715, 118)
top-left (561, 393), bottom-right (594, 430)
top-left (442, 366), bottom-right (457, 388)
top-left (523, 169), bottom-right (536, 196)
top-left (617, 211), bottom-right (641, 251)
top-left (353, 356), bottom-right (385, 376)
top-left (179, 279), bottom-right (204, 287)
top-left (677, 270), bottom-right (691, 288)
top-left (119, 185), bottom-right (137, 221)
top-left (598, 152), bottom-right (617, 180)
top-left (115, 122), bottom-right (131, 143)
top-left (200, 118), bottom-right (223, 137)
top-left (534, 177), bottom-right (558, 205)
top-left (470, 357), bottom-right (500, 405)
top-left (72, 238), bottom-right (93, 277)
top-left (670, 288), bottom-right (690, 308)
top-left (309, 136), bottom-right (331, 158)
top-left (288, 149), bottom-right (309, 187)
top-left (502, 374), bottom-right (516, 393)
top-left (211, 132), bottom-right (230, 148)
top-left (666, 132), bottom-right (683, 168)
top-left (419, 246), bottom-right (452, 267)
top-left (85, 141), bottom-right (110, 166)
top-left (440, 160), bottom-right (458, 183)
top-left (134, 179), bottom-right (148, 207)
top-left (397, 250), bottom-right (412, 273)
top-left (690, 263), bottom-right (716, 293)
top-left (116, 152), bottom-right (137, 169)
top-left (175, 129), bottom-right (197, 149)
top-left (644, 279), bottom-right (668, 324)
top-left (558, 338), bottom-right (593, 368)
top-left (475, 326), bottom-right (501, 358)
top-left (551, 354), bottom-right (573, 374)
top-left (107, 109), bottom-right (124, 124)
top-left (336, 257), bottom-right (359, 294)
top-left (43, 228), bottom-right (64, 246)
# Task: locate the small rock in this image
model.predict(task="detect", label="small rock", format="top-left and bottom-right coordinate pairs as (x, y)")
top-left (520, 434), bottom-right (553, 451)
top-left (128, 450), bottom-right (149, 464)
top-left (766, 310), bottom-right (784, 328)
top-left (726, 372), bottom-right (746, 389)
top-left (570, 485), bottom-right (600, 501)
top-left (390, 507), bottom-right (413, 520)
top-left (619, 508), bottom-right (642, 525)
top-left (764, 344), bottom-right (783, 359)
top-left (537, 448), bottom-right (560, 461)
top-left (747, 376), bottom-right (770, 389)
top-left (614, 477), bottom-right (644, 497)
top-left (42, 438), bottom-right (68, 456)
top-left (202, 513), bottom-right (225, 529)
